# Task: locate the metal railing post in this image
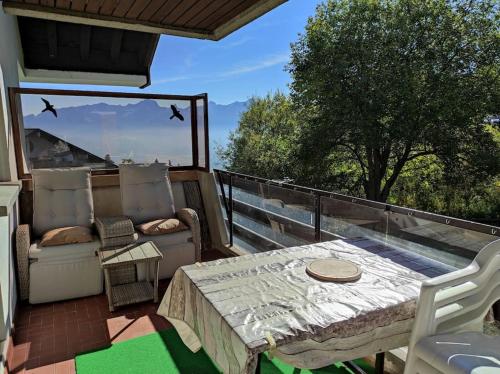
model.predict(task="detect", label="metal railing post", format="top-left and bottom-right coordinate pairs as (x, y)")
top-left (228, 175), bottom-right (234, 247)
top-left (314, 193), bottom-right (321, 242)
top-left (216, 170), bottom-right (233, 247)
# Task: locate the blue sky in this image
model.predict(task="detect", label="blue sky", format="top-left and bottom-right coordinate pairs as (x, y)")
top-left (21, 0), bottom-right (323, 104)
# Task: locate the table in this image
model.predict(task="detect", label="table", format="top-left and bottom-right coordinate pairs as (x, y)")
top-left (157, 238), bottom-right (427, 374)
top-left (99, 241), bottom-right (163, 312)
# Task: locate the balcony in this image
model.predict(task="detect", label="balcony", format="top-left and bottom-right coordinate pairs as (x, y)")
top-left (0, 87), bottom-right (498, 374)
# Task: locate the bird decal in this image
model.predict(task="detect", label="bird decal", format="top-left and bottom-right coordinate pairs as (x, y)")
top-left (169, 105), bottom-right (184, 121)
top-left (41, 98), bottom-right (57, 117)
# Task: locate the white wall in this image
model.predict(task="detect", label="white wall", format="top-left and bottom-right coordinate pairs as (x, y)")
top-left (0, 186), bottom-right (19, 374)
top-left (0, 7), bottom-right (22, 182)
top-left (0, 8), bottom-right (21, 371)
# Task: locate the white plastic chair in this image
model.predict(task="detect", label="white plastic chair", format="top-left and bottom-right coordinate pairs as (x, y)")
top-left (404, 239), bottom-right (500, 374)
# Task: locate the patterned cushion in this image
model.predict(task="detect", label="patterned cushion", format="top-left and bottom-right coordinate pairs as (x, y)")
top-left (32, 168), bottom-right (94, 237)
top-left (136, 218), bottom-right (188, 236)
top-left (119, 163), bottom-right (176, 224)
top-left (40, 226), bottom-right (93, 247)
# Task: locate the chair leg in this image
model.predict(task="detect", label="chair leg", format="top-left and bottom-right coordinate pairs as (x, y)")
top-left (375, 352), bottom-right (385, 374)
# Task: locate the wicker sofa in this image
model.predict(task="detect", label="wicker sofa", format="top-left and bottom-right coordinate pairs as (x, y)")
top-left (16, 166), bottom-right (201, 304)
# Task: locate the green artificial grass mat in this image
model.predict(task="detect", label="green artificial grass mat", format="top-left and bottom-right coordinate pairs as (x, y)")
top-left (76, 329), bottom-right (375, 374)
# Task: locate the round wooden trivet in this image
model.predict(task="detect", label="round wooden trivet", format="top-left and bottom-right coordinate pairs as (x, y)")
top-left (306, 259), bottom-right (362, 282)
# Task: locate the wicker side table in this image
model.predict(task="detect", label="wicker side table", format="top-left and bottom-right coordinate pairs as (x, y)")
top-left (98, 241), bottom-right (163, 312)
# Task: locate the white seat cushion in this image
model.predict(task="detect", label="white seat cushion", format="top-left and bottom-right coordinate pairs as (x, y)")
top-left (136, 242), bottom-right (196, 280)
top-left (28, 239), bottom-right (103, 304)
top-left (136, 231), bottom-right (195, 280)
top-left (29, 238), bottom-right (101, 262)
top-left (136, 230), bottom-right (192, 248)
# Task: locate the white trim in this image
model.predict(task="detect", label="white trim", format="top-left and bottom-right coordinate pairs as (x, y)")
top-left (19, 68), bottom-right (148, 87)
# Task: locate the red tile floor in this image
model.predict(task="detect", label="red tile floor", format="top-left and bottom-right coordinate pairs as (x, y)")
top-left (5, 249), bottom-right (227, 374)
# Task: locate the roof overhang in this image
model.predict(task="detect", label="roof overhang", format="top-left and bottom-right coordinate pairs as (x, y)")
top-left (15, 16), bottom-right (160, 88)
top-left (2, 0), bottom-right (287, 41)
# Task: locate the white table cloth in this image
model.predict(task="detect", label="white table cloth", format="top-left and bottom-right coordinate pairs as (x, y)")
top-left (157, 239), bottom-right (427, 373)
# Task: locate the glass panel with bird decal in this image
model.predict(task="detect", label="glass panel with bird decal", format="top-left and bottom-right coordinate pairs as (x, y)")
top-left (196, 98), bottom-right (206, 169)
top-left (17, 92), bottom-right (197, 173)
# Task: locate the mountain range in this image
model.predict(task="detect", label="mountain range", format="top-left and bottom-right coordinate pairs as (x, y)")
top-left (23, 99), bottom-right (248, 167)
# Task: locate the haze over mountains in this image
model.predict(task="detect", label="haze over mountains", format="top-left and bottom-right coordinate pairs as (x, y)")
top-left (23, 99), bottom-right (247, 167)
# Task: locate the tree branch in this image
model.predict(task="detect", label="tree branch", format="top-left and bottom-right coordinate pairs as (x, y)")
top-left (407, 150), bottom-right (435, 161)
top-left (381, 145), bottom-right (412, 201)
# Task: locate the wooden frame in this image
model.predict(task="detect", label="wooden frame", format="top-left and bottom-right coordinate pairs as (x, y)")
top-left (9, 87), bottom-right (210, 180)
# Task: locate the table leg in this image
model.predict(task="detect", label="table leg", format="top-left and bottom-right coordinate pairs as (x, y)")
top-left (104, 268), bottom-right (114, 312)
top-left (154, 260), bottom-right (160, 303)
top-left (375, 352), bottom-right (385, 374)
top-left (256, 353), bottom-right (262, 373)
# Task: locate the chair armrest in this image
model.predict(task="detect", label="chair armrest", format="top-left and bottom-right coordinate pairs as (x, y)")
top-left (177, 208), bottom-right (201, 262)
top-left (423, 263), bottom-right (479, 289)
top-left (16, 224), bottom-right (31, 301)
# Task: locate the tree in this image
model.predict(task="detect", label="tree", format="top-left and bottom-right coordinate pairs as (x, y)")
top-left (288, 0), bottom-right (500, 202)
top-left (218, 92), bottom-right (300, 180)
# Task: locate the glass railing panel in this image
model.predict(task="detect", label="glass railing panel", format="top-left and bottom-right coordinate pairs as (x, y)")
top-left (217, 174), bottom-right (317, 251)
top-left (234, 212), bottom-right (307, 248)
top-left (386, 210), bottom-right (497, 266)
top-left (320, 196), bottom-right (387, 240)
top-left (215, 170), bottom-right (499, 267)
top-left (319, 195), bottom-right (477, 270)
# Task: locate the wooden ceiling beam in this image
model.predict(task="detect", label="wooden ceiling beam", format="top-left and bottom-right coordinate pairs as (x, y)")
top-left (110, 29), bottom-right (123, 62)
top-left (47, 22), bottom-right (57, 58)
top-left (80, 25), bottom-right (91, 61)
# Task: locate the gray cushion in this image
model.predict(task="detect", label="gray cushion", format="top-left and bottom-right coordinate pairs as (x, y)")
top-left (119, 163), bottom-right (176, 224)
top-left (29, 239), bottom-right (101, 262)
top-left (415, 332), bottom-right (500, 374)
top-left (32, 167), bottom-right (94, 236)
top-left (136, 230), bottom-right (192, 248)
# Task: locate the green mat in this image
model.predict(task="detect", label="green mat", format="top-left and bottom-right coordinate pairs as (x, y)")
top-left (76, 329), bottom-right (374, 374)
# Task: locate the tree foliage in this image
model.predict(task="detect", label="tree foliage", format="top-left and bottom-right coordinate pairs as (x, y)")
top-left (218, 92), bottom-right (299, 179)
top-left (219, 0), bottom-right (500, 220)
top-left (288, 0), bottom-right (500, 201)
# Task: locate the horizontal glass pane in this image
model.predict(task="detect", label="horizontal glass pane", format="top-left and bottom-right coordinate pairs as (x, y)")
top-left (18, 93), bottom-right (194, 171)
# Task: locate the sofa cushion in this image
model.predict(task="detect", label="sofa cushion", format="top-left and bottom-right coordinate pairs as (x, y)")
top-left (119, 163), bottom-right (176, 224)
top-left (29, 239), bottom-right (101, 262)
top-left (136, 230), bottom-right (192, 248)
top-left (32, 168), bottom-right (94, 237)
top-left (40, 226), bottom-right (93, 247)
top-left (136, 218), bottom-right (188, 236)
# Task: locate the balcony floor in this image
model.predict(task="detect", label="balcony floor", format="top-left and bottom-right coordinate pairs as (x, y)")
top-left (6, 249), bottom-right (227, 374)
